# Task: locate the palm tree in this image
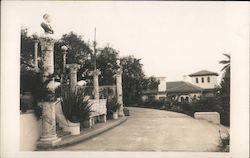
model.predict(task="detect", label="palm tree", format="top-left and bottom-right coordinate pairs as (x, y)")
top-left (219, 53), bottom-right (230, 78)
top-left (218, 53), bottom-right (230, 126)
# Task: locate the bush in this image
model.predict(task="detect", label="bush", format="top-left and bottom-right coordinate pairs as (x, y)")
top-left (61, 88), bottom-right (93, 123)
top-left (140, 98), bottom-right (171, 109)
top-left (106, 97), bottom-right (119, 118)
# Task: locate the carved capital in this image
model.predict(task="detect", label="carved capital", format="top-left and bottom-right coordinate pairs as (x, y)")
top-left (66, 64), bottom-right (80, 73)
top-left (114, 68), bottom-right (123, 77)
top-left (39, 37), bottom-right (55, 51)
top-left (92, 69), bottom-right (101, 76)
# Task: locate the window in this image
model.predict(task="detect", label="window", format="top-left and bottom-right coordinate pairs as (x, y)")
top-left (201, 77), bottom-right (204, 83)
top-left (207, 77), bottom-right (210, 82)
top-left (196, 78), bottom-right (199, 83)
top-left (180, 97), bottom-right (184, 102)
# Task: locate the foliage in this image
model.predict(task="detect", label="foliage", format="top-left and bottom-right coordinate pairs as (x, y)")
top-left (121, 56), bottom-right (146, 105)
top-left (219, 131), bottom-right (230, 152)
top-left (61, 88), bottom-right (93, 123)
top-left (106, 97), bottom-right (119, 113)
top-left (217, 53), bottom-right (230, 126)
top-left (53, 32), bottom-right (92, 79)
top-left (142, 76), bottom-right (160, 91)
top-left (96, 46), bottom-right (119, 85)
top-left (21, 27), bottom-right (35, 69)
top-left (141, 99), bottom-right (168, 109)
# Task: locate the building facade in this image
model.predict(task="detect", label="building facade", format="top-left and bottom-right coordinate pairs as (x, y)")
top-left (142, 70), bottom-right (219, 102)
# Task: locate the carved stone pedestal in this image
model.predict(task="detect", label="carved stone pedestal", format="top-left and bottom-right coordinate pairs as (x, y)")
top-left (37, 101), bottom-right (61, 148)
top-left (114, 69), bottom-right (125, 117)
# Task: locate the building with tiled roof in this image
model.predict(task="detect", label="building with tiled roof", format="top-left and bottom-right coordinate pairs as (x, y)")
top-left (189, 70), bottom-right (218, 77)
top-left (141, 70), bottom-right (219, 102)
top-left (188, 70), bottom-right (219, 90)
top-left (166, 81), bottom-right (203, 93)
top-left (166, 81), bottom-right (203, 102)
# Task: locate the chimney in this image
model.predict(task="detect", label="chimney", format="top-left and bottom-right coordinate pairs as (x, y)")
top-left (157, 77), bottom-right (166, 92)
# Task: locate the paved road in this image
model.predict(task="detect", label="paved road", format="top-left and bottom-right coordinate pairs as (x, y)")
top-left (58, 107), bottom-right (229, 151)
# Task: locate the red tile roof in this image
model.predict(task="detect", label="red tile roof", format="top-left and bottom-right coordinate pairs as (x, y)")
top-left (166, 81), bottom-right (203, 93)
top-left (188, 70), bottom-right (218, 77)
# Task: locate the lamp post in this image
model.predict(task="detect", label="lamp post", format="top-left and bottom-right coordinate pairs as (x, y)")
top-left (61, 45), bottom-right (68, 83)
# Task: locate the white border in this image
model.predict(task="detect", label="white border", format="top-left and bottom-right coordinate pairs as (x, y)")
top-left (1, 1), bottom-right (249, 158)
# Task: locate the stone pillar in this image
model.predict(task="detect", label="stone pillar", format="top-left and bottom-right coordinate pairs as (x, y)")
top-left (32, 34), bottom-right (39, 72)
top-left (93, 69), bottom-right (101, 99)
top-left (38, 37), bottom-right (61, 147)
top-left (66, 64), bottom-right (80, 95)
top-left (114, 68), bottom-right (125, 117)
top-left (34, 40), bottom-right (39, 71)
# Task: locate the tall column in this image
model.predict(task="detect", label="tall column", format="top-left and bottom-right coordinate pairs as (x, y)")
top-left (114, 68), bottom-right (125, 117)
top-left (38, 37), bottom-right (61, 147)
top-left (66, 64), bottom-right (80, 95)
top-left (93, 69), bottom-right (101, 99)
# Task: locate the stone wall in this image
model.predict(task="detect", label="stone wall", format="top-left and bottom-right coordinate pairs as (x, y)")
top-left (20, 112), bottom-right (42, 151)
top-left (194, 112), bottom-right (220, 124)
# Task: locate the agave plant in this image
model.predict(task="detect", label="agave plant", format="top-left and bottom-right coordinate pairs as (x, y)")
top-left (61, 87), bottom-right (93, 123)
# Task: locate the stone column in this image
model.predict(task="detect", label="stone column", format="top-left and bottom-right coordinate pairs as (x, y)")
top-left (32, 34), bottom-right (39, 72)
top-left (114, 68), bottom-right (125, 117)
top-left (93, 69), bottom-right (101, 99)
top-left (34, 40), bottom-right (39, 71)
top-left (66, 64), bottom-right (80, 95)
top-left (38, 37), bottom-right (61, 147)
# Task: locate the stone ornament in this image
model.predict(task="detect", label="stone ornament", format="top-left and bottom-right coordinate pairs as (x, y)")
top-left (61, 45), bottom-right (68, 54)
top-left (66, 64), bottom-right (81, 72)
top-left (92, 69), bottom-right (101, 76)
top-left (41, 13), bottom-right (54, 35)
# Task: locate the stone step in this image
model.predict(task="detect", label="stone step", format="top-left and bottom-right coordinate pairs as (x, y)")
top-left (57, 129), bottom-right (71, 139)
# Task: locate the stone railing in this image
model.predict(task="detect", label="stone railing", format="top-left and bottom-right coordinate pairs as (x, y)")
top-left (89, 99), bottom-right (107, 117)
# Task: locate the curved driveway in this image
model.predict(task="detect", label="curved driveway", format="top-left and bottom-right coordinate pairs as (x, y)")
top-left (59, 107), bottom-right (229, 151)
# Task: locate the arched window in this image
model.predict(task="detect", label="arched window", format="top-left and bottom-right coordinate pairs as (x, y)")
top-left (180, 97), bottom-right (184, 102)
top-left (185, 97), bottom-right (189, 102)
top-left (201, 77), bottom-right (204, 83)
top-left (196, 78), bottom-right (199, 83)
top-left (207, 76), bottom-right (210, 82)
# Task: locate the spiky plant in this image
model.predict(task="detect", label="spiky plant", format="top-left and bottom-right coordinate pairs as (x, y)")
top-left (61, 87), bottom-right (93, 123)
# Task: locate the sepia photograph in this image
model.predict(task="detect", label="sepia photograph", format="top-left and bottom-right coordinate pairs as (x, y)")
top-left (1, 1), bottom-right (249, 158)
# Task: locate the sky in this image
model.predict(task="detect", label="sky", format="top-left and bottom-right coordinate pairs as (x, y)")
top-left (4, 1), bottom-right (249, 82)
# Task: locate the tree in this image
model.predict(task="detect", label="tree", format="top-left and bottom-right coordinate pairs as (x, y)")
top-left (53, 32), bottom-right (92, 80)
top-left (96, 46), bottom-right (119, 85)
top-left (121, 56), bottom-right (146, 105)
top-left (218, 53), bottom-right (230, 126)
top-left (142, 76), bottom-right (160, 91)
top-left (21, 27), bottom-right (35, 70)
top-left (219, 53), bottom-right (230, 78)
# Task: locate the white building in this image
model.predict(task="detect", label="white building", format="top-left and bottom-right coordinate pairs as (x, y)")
top-left (142, 70), bottom-right (219, 102)
top-left (188, 70), bottom-right (218, 89)
top-left (141, 77), bottom-right (167, 101)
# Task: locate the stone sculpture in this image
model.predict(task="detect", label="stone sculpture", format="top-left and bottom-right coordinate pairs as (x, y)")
top-left (41, 13), bottom-right (54, 35)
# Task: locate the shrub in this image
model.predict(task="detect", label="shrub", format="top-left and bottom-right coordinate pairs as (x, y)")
top-left (61, 88), bottom-right (93, 123)
top-left (106, 97), bottom-right (119, 118)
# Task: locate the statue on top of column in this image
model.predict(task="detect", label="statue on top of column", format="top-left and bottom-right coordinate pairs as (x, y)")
top-left (116, 59), bottom-right (122, 71)
top-left (41, 13), bottom-right (54, 35)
